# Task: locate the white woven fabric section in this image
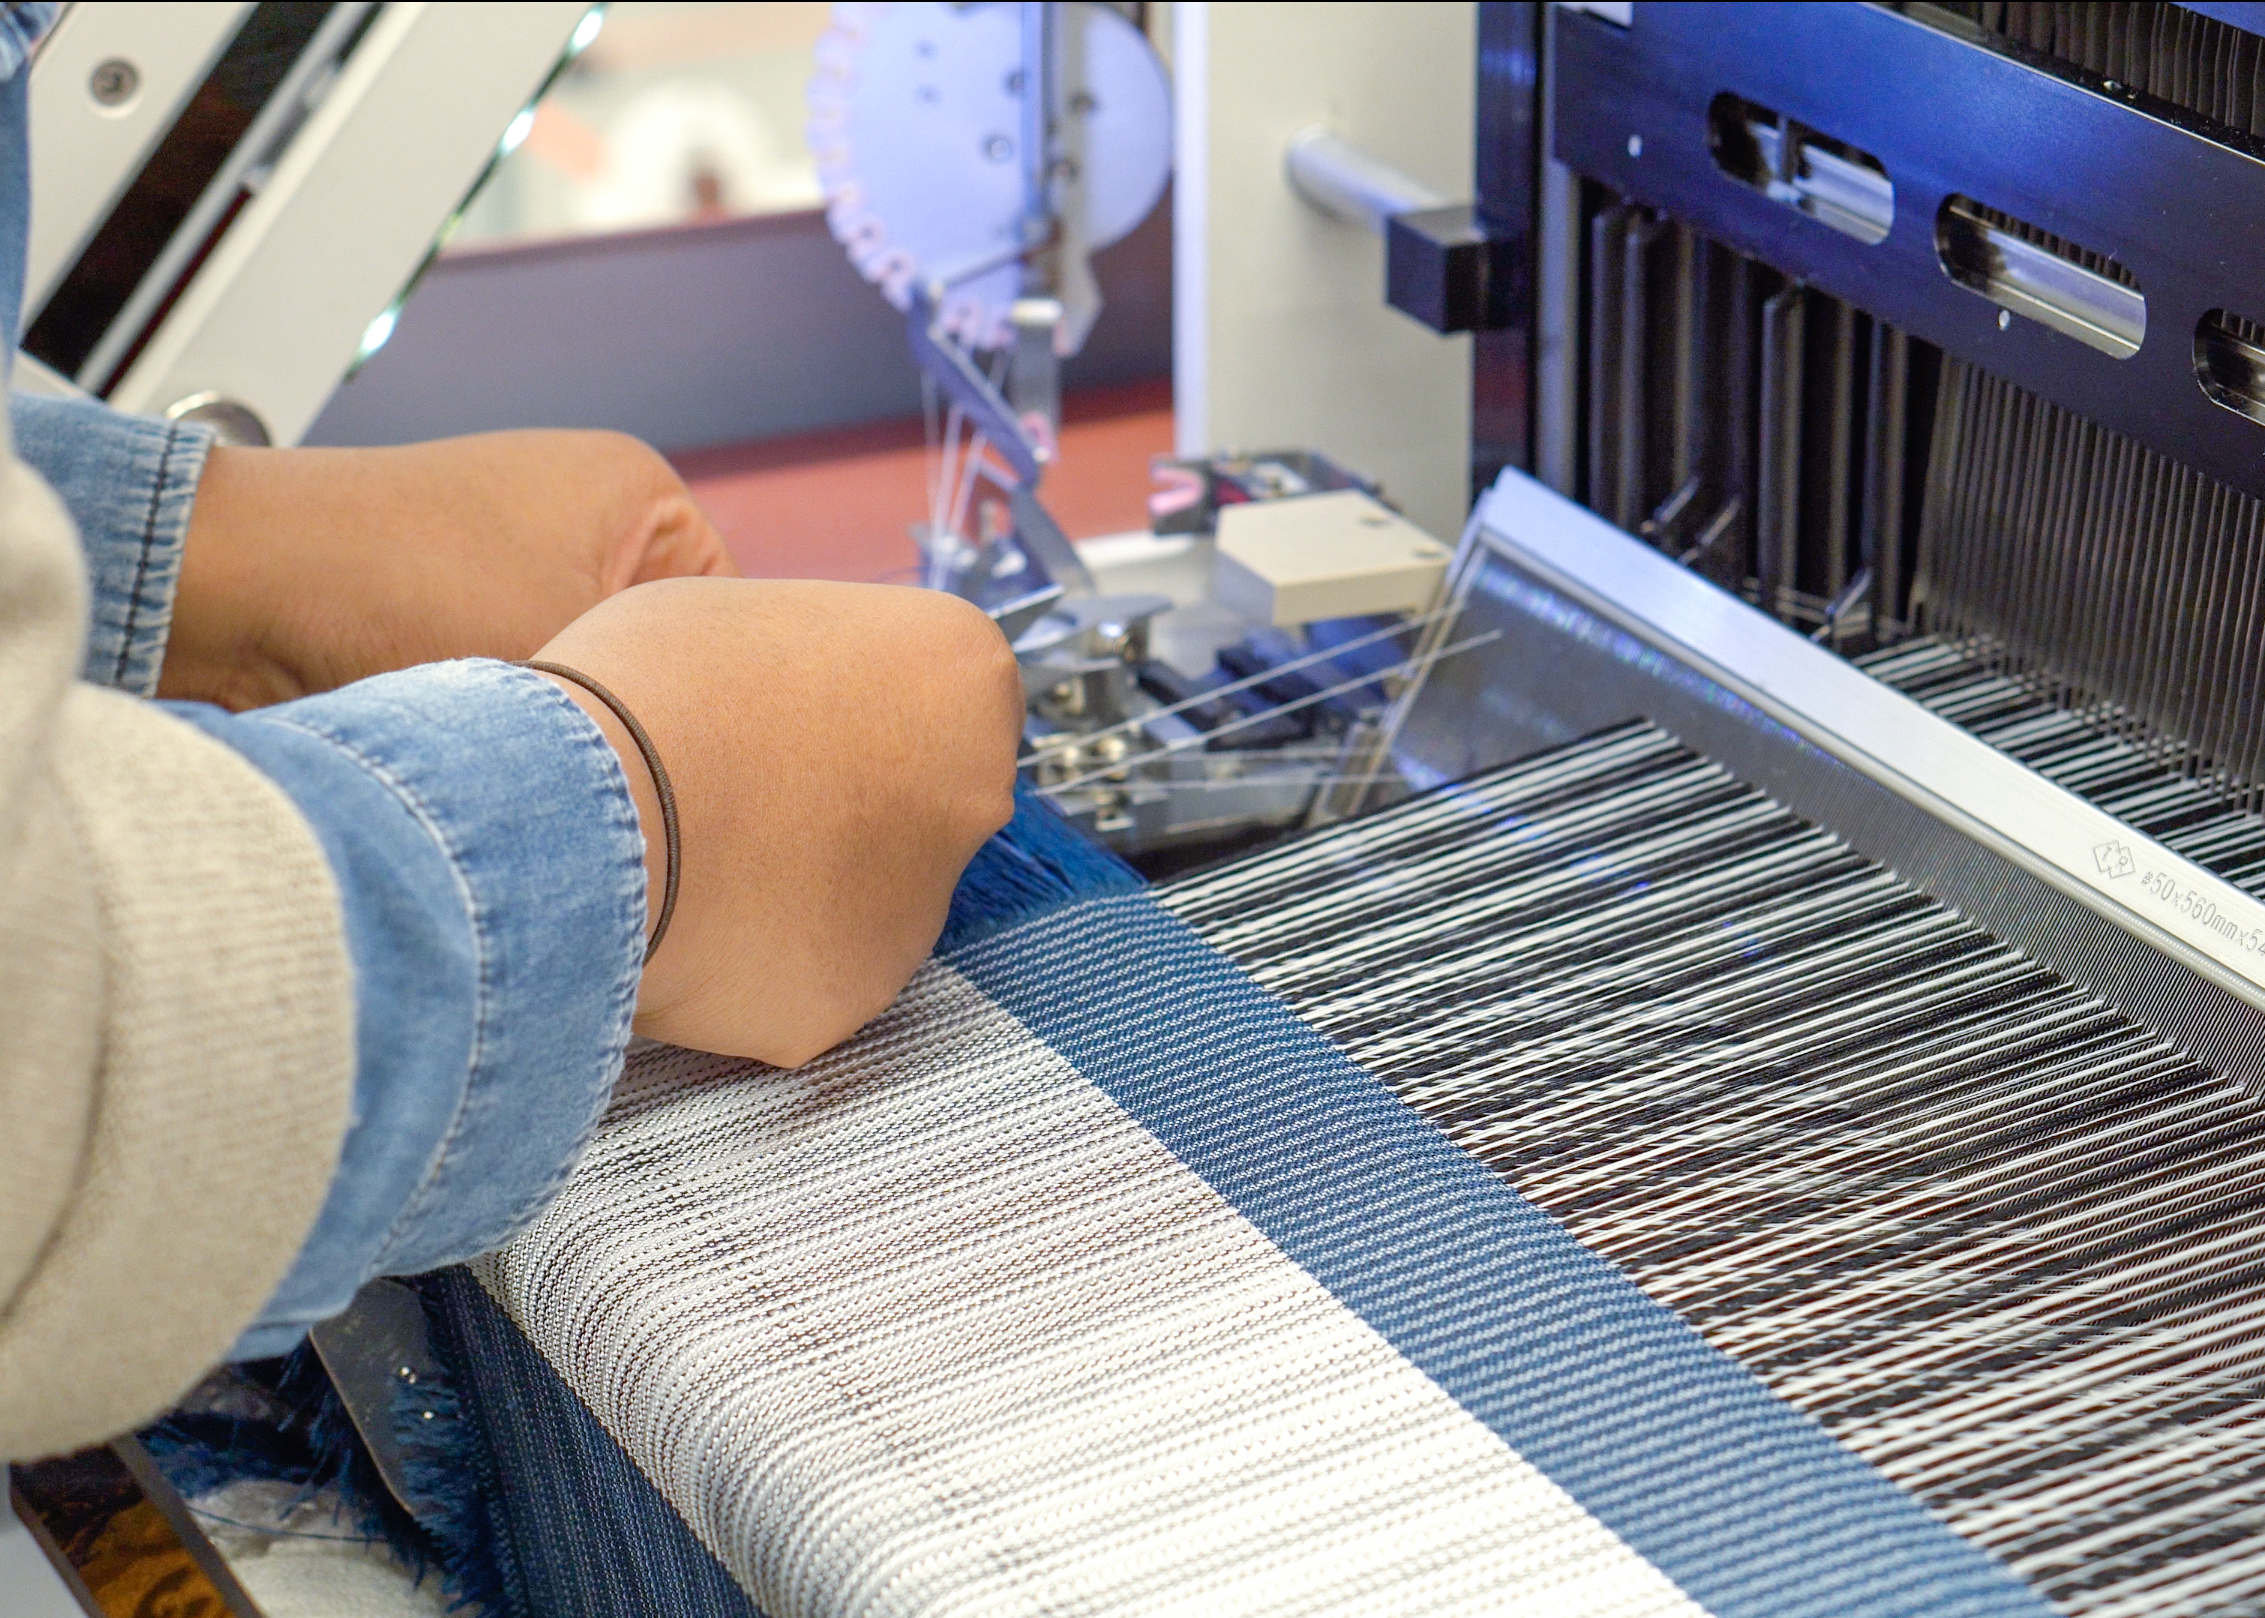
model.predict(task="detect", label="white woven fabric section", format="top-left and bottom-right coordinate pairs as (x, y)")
top-left (482, 962), bottom-right (1708, 1618)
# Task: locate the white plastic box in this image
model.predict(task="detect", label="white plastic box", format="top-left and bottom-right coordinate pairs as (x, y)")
top-left (1212, 489), bottom-right (1451, 626)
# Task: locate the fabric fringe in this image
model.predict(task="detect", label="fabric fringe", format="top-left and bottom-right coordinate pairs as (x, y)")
top-left (140, 1306), bottom-right (504, 1613)
top-left (140, 1347), bottom-right (441, 1591)
top-left (392, 1337), bottom-right (506, 1618)
top-left (937, 779), bottom-right (1144, 950)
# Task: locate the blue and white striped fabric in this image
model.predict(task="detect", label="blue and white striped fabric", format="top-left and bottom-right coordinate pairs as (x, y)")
top-left (443, 723), bottom-right (2265, 1614)
top-left (451, 763), bottom-right (2080, 1618)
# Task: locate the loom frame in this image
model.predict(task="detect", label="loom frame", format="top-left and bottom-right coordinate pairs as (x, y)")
top-left (1548, 2), bottom-right (2265, 507)
top-left (1394, 468), bottom-right (2265, 1095)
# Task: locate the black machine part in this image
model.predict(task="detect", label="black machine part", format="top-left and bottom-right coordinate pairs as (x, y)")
top-left (1549, 2), bottom-right (2265, 508)
top-left (1485, 1), bottom-right (2265, 833)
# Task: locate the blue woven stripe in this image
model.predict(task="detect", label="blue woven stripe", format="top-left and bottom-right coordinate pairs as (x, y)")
top-left (949, 893), bottom-right (2054, 1618)
top-left (420, 1268), bottom-right (767, 1618)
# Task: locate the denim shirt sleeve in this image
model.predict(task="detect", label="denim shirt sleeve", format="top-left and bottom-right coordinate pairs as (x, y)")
top-left (10, 391), bottom-right (214, 694)
top-left (164, 660), bottom-right (647, 1359)
top-left (0, 1), bottom-right (641, 1357)
top-left (0, 5), bottom-right (58, 81)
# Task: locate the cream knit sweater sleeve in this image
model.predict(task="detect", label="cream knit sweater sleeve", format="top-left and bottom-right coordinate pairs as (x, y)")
top-left (0, 426), bottom-right (355, 1461)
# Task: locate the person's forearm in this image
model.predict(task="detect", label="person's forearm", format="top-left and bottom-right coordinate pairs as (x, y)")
top-left (7, 399), bottom-right (739, 712)
top-left (530, 577), bottom-right (1023, 1064)
top-left (160, 430), bottom-right (737, 710)
top-left (163, 660), bottom-right (645, 1357)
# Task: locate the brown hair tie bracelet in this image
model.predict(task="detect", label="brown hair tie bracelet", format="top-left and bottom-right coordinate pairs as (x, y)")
top-left (519, 660), bottom-right (681, 965)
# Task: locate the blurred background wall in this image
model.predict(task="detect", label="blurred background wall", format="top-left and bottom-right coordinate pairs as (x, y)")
top-left (305, 1), bottom-right (1173, 453)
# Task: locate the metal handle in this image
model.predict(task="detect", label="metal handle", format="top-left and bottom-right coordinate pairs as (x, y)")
top-left (1284, 127), bottom-right (1445, 236)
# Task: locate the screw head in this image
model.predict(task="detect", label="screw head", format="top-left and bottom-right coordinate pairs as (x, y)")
top-left (983, 134), bottom-right (1013, 162)
top-left (89, 58), bottom-right (139, 107)
top-left (1998, 308), bottom-right (2012, 331)
top-left (1627, 132), bottom-right (1643, 158)
top-left (1068, 89), bottom-right (1097, 116)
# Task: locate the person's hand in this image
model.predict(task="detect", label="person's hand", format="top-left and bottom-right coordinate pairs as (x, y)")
top-left (156, 430), bottom-right (737, 710)
top-left (529, 577), bottom-right (1022, 1066)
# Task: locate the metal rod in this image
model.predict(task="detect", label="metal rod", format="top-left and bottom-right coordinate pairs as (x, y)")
top-left (1283, 129), bottom-right (1446, 235)
top-left (1642, 473), bottom-right (1701, 546)
top-left (1809, 566), bottom-right (1874, 645)
top-left (1023, 607), bottom-right (1459, 758)
top-left (1533, 4), bottom-right (1582, 497)
top-left (1019, 1), bottom-right (1059, 296)
top-left (1586, 202), bottom-right (1629, 516)
top-left (1617, 212), bottom-right (1660, 531)
top-left (1037, 631), bottom-right (1504, 794)
top-left (1756, 282), bottom-right (1806, 619)
top-left (1679, 499), bottom-right (1743, 566)
top-left (1725, 252), bottom-right (1756, 582)
top-left (1052, 771), bottom-right (1416, 799)
top-left (1670, 224), bottom-right (1699, 494)
top-left (1862, 324), bottom-right (1909, 639)
top-left (1823, 301), bottom-right (1857, 600)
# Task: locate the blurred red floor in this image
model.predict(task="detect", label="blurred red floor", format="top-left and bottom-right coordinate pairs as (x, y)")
top-left (672, 377), bottom-right (1173, 583)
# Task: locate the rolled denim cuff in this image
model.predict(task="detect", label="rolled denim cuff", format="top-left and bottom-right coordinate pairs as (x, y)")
top-left (165, 660), bottom-right (646, 1357)
top-left (11, 392), bottom-right (214, 695)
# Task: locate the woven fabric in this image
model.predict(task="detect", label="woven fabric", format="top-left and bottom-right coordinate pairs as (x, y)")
top-left (479, 967), bottom-right (1714, 1617)
top-left (450, 720), bottom-right (2257, 1616)
top-left (422, 1265), bottom-right (762, 1618)
top-left (952, 893), bottom-right (2039, 1618)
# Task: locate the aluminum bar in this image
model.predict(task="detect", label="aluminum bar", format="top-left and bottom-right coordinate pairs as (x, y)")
top-left (1475, 468), bottom-right (2265, 1010)
top-left (1284, 128), bottom-right (1446, 236)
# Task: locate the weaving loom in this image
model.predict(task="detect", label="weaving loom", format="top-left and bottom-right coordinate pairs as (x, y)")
top-left (273, 5), bottom-right (2265, 1610)
top-left (374, 462), bottom-right (2265, 1617)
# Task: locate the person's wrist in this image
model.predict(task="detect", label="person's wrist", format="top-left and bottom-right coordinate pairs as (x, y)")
top-left (157, 445), bottom-right (307, 709)
top-left (523, 659), bottom-right (678, 964)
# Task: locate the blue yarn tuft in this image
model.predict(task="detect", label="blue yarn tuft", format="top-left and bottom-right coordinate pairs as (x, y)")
top-left (938, 779), bottom-right (1144, 952)
top-left (139, 1312), bottom-right (505, 1614)
top-left (392, 1358), bottom-right (507, 1617)
top-left (141, 1347), bottom-right (449, 1593)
